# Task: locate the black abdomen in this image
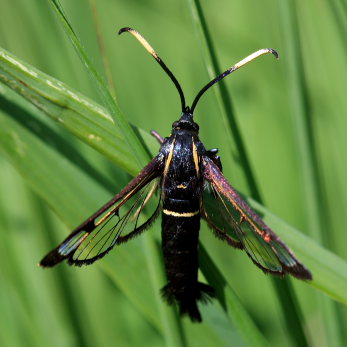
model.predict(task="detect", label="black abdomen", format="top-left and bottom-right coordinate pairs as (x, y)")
top-left (161, 197), bottom-right (214, 322)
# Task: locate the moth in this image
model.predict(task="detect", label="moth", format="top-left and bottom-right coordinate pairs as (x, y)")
top-left (40, 27), bottom-right (312, 322)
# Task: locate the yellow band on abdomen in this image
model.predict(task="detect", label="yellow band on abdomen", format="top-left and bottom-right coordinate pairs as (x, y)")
top-left (163, 209), bottom-right (199, 217)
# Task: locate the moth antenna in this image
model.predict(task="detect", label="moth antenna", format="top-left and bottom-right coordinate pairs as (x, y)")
top-left (119, 27), bottom-right (186, 112)
top-left (190, 48), bottom-right (278, 113)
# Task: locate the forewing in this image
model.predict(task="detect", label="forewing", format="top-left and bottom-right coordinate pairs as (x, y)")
top-left (203, 156), bottom-right (311, 280)
top-left (40, 155), bottom-right (164, 267)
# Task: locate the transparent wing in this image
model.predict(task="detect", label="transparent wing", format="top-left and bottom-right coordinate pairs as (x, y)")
top-left (40, 155), bottom-right (163, 267)
top-left (202, 180), bottom-right (243, 249)
top-left (202, 156), bottom-right (312, 280)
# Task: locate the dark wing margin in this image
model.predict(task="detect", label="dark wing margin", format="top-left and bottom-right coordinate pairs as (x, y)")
top-left (202, 156), bottom-right (312, 280)
top-left (39, 154), bottom-right (164, 267)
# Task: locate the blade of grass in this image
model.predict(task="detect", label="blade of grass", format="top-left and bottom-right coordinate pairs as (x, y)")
top-left (278, 1), bottom-right (344, 345)
top-left (328, 0), bottom-right (347, 50)
top-left (48, 0), bottom-right (148, 168)
top-left (0, 47), bottom-right (140, 175)
top-left (187, 1), bottom-right (309, 345)
top-left (0, 167), bottom-right (47, 347)
top-left (249, 198), bottom-right (347, 305)
top-left (187, 0), bottom-right (261, 198)
top-left (200, 245), bottom-right (269, 347)
top-left (33, 196), bottom-right (94, 347)
top-left (88, 0), bottom-right (117, 99)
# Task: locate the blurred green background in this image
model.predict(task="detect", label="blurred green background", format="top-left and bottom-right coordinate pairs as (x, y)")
top-left (1, 0), bottom-right (347, 346)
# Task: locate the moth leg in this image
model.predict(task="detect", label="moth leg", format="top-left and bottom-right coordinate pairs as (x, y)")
top-left (151, 130), bottom-right (165, 144)
top-left (206, 148), bottom-right (222, 171)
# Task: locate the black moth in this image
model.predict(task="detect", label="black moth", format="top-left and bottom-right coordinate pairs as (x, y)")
top-left (40, 27), bottom-right (312, 322)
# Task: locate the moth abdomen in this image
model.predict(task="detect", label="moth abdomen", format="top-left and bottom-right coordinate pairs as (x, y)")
top-left (161, 195), bottom-right (214, 322)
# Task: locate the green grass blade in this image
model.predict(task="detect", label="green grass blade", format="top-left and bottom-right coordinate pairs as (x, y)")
top-left (187, 0), bottom-right (262, 198)
top-left (200, 246), bottom-right (269, 347)
top-left (33, 197), bottom-right (93, 347)
top-left (0, 46), bottom-right (140, 175)
top-left (278, 1), bottom-right (344, 345)
top-left (249, 198), bottom-right (347, 305)
top-left (49, 0), bottom-right (148, 168)
top-left (89, 0), bottom-right (117, 98)
top-left (271, 278), bottom-right (308, 346)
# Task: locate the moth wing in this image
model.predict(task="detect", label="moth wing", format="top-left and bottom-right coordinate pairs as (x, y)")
top-left (202, 179), bottom-right (243, 249)
top-left (40, 155), bottom-right (164, 267)
top-left (202, 156), bottom-right (311, 280)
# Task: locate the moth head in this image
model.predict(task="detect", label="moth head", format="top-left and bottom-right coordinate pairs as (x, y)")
top-left (172, 107), bottom-right (199, 133)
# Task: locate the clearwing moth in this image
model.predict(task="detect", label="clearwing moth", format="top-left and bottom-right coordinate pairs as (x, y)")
top-left (40, 27), bottom-right (312, 322)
